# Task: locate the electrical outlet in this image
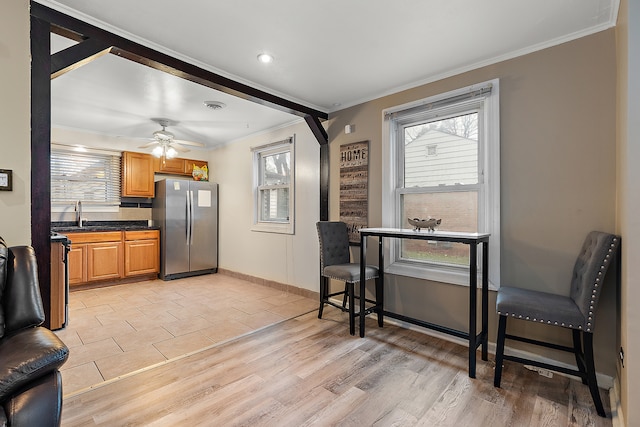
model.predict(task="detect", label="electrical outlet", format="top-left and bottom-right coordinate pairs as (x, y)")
top-left (620, 347), bottom-right (625, 368)
top-left (524, 365), bottom-right (554, 378)
top-left (537, 368), bottom-right (554, 378)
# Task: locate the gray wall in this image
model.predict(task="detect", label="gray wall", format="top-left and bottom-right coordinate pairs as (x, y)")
top-left (328, 30), bottom-right (618, 376)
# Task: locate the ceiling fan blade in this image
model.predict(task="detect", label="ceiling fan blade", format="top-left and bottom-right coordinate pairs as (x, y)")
top-left (170, 143), bottom-right (190, 153)
top-left (139, 141), bottom-right (159, 148)
top-left (173, 139), bottom-right (205, 147)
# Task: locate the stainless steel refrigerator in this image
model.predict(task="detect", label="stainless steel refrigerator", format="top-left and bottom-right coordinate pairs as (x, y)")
top-left (153, 178), bottom-right (218, 280)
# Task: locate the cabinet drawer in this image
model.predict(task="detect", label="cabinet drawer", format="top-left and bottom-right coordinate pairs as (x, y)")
top-left (67, 231), bottom-right (122, 244)
top-left (125, 230), bottom-right (159, 241)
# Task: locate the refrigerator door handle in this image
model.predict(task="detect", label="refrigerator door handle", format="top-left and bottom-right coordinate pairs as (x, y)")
top-left (189, 190), bottom-right (195, 245)
top-left (186, 191), bottom-right (192, 245)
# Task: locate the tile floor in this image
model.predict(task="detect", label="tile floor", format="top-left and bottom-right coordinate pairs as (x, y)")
top-left (54, 273), bottom-right (318, 396)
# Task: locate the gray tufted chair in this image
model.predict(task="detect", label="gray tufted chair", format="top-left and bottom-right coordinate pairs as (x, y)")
top-left (494, 231), bottom-right (620, 417)
top-left (316, 221), bottom-right (380, 334)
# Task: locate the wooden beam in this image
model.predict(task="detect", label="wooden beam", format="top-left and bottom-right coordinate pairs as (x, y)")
top-left (320, 144), bottom-right (329, 221)
top-left (51, 38), bottom-right (113, 79)
top-left (304, 114), bottom-right (328, 145)
top-left (30, 14), bottom-right (53, 329)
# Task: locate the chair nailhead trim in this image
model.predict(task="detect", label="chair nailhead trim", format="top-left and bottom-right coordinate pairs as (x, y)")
top-left (499, 312), bottom-right (584, 330)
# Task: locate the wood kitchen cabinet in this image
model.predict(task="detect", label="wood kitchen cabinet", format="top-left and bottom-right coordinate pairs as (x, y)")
top-left (66, 231), bottom-right (124, 286)
top-left (87, 241), bottom-right (123, 281)
top-left (122, 151), bottom-right (155, 197)
top-left (155, 157), bottom-right (186, 174)
top-left (124, 230), bottom-right (160, 277)
top-left (67, 244), bottom-right (87, 286)
top-left (155, 156), bottom-right (208, 176)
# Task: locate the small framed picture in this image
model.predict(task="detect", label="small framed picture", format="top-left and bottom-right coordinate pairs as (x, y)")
top-left (0, 169), bottom-right (13, 191)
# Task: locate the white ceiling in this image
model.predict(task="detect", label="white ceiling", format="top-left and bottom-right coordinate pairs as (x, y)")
top-left (39, 0), bottom-right (618, 151)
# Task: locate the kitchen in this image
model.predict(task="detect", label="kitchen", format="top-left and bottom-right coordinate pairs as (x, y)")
top-left (49, 145), bottom-right (218, 330)
top-left (46, 28), bottom-right (308, 330)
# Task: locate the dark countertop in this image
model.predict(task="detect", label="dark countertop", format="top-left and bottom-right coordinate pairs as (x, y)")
top-left (51, 220), bottom-right (160, 233)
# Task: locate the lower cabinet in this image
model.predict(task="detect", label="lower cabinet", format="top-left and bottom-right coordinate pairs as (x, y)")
top-left (124, 230), bottom-right (160, 277)
top-left (87, 241), bottom-right (123, 281)
top-left (66, 230), bottom-right (159, 287)
top-left (68, 243), bottom-right (87, 286)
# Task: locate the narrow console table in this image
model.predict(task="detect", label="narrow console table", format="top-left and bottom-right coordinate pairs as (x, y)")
top-left (358, 228), bottom-right (490, 378)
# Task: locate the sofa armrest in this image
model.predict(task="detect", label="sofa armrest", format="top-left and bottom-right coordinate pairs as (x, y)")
top-left (0, 327), bottom-right (68, 402)
top-left (3, 371), bottom-right (63, 427)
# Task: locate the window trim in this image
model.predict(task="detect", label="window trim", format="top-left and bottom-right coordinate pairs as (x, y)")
top-left (251, 136), bottom-right (295, 234)
top-left (381, 79), bottom-right (500, 289)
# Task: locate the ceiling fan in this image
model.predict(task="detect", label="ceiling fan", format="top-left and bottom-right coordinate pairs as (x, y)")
top-left (139, 118), bottom-right (205, 159)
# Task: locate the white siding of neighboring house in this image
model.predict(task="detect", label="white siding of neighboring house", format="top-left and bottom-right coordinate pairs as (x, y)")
top-left (404, 130), bottom-right (477, 188)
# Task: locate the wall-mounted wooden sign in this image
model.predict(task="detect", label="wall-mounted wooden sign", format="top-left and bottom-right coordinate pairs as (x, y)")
top-left (339, 141), bottom-right (369, 245)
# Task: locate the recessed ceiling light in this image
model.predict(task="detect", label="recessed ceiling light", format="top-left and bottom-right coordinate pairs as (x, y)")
top-left (203, 101), bottom-right (226, 110)
top-left (257, 53), bottom-right (274, 64)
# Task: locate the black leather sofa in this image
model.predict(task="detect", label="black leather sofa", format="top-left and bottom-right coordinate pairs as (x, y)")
top-left (0, 237), bottom-right (69, 426)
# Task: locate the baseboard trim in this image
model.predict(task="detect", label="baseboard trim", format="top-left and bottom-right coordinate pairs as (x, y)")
top-left (610, 376), bottom-right (624, 427)
top-left (217, 268), bottom-right (319, 301)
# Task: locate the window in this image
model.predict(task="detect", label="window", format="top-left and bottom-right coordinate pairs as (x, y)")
top-left (51, 145), bottom-right (121, 211)
top-left (251, 136), bottom-right (295, 234)
top-left (382, 80), bottom-right (500, 288)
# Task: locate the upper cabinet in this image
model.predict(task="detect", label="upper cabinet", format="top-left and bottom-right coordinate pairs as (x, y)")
top-left (122, 152), bottom-right (155, 198)
top-left (155, 157), bottom-right (208, 176)
top-left (122, 151), bottom-right (209, 198)
top-left (155, 157), bottom-right (186, 174)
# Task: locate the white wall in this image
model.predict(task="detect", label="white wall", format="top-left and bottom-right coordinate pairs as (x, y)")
top-left (0, 0), bottom-right (31, 246)
top-left (209, 121), bottom-right (320, 291)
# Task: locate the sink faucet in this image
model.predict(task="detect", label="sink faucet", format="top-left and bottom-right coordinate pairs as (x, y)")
top-left (75, 200), bottom-right (83, 228)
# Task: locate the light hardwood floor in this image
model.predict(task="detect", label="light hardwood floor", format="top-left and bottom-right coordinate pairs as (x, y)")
top-left (60, 288), bottom-right (612, 427)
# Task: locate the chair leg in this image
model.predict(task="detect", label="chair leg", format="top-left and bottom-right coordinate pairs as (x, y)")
top-left (318, 276), bottom-right (327, 319)
top-left (572, 329), bottom-right (588, 385)
top-left (494, 314), bottom-right (507, 387)
top-left (342, 282), bottom-right (348, 310)
top-left (583, 332), bottom-right (606, 417)
top-left (348, 282), bottom-right (355, 335)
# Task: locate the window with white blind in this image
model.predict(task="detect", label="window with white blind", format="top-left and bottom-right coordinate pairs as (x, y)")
top-left (382, 80), bottom-right (501, 288)
top-left (51, 146), bottom-right (121, 208)
top-left (251, 136), bottom-right (295, 234)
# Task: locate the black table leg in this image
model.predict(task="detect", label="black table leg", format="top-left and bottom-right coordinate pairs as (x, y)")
top-left (360, 234), bottom-right (367, 338)
top-left (468, 242), bottom-right (478, 378)
top-left (481, 241), bottom-right (489, 361)
top-left (377, 236), bottom-right (384, 327)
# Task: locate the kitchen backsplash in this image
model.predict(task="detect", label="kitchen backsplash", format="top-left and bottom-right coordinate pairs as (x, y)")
top-left (50, 207), bottom-right (152, 223)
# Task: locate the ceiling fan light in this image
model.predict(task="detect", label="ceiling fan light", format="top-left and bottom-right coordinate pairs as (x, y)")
top-left (166, 147), bottom-right (178, 159)
top-left (151, 146), bottom-right (164, 157)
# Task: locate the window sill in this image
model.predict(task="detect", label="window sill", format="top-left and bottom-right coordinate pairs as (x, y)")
top-left (385, 260), bottom-right (498, 291)
top-left (251, 222), bottom-right (294, 235)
